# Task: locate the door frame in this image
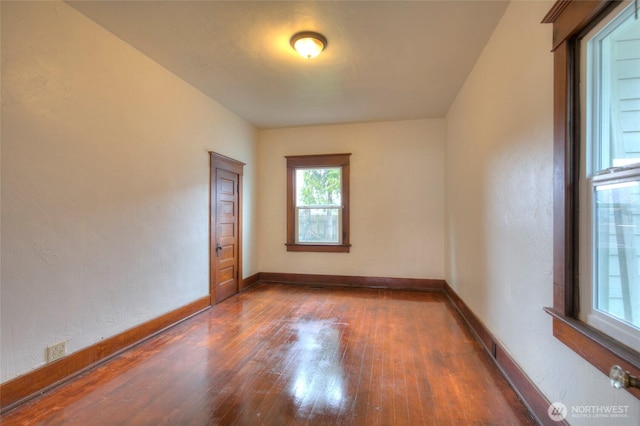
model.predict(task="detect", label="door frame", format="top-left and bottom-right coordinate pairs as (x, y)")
top-left (210, 152), bottom-right (244, 305)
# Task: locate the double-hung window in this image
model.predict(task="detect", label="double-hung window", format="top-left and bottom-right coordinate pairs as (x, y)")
top-left (544, 0), bottom-right (640, 395)
top-left (580, 1), bottom-right (640, 352)
top-left (286, 154), bottom-right (351, 253)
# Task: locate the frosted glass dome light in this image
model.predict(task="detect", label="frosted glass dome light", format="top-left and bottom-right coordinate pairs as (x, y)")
top-left (290, 32), bottom-right (327, 59)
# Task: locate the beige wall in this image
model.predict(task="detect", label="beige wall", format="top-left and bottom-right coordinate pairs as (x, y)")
top-left (1, 1), bottom-right (258, 382)
top-left (445, 1), bottom-right (639, 423)
top-left (258, 119), bottom-right (445, 279)
top-left (3, 0), bottom-right (639, 420)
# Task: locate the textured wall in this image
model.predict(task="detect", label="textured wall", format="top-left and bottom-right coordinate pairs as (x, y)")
top-left (444, 1), bottom-right (639, 424)
top-left (257, 119), bottom-right (445, 280)
top-left (1, 1), bottom-right (257, 382)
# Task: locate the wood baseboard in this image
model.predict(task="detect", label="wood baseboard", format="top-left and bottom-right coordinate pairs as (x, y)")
top-left (240, 273), bottom-right (261, 291)
top-left (443, 282), bottom-right (564, 426)
top-left (258, 272), bottom-right (445, 291)
top-left (0, 296), bottom-right (210, 413)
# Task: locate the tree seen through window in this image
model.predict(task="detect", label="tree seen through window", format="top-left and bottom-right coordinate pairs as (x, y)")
top-left (296, 168), bottom-right (341, 243)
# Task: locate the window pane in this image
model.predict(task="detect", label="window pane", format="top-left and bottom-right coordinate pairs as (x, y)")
top-left (591, 8), bottom-right (640, 172)
top-left (297, 208), bottom-right (340, 243)
top-left (286, 154), bottom-right (350, 252)
top-left (296, 168), bottom-right (341, 207)
top-left (594, 180), bottom-right (640, 329)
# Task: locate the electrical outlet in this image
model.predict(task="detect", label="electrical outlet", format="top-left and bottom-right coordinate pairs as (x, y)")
top-left (47, 341), bottom-right (67, 363)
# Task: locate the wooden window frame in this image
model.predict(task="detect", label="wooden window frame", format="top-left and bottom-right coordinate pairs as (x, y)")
top-left (543, 0), bottom-right (640, 399)
top-left (285, 153), bottom-right (351, 253)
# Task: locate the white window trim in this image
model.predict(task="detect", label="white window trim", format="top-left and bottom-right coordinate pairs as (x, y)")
top-left (294, 166), bottom-right (343, 245)
top-left (579, 0), bottom-right (640, 352)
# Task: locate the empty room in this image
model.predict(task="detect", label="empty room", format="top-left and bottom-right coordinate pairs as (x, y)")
top-left (1, 0), bottom-right (639, 425)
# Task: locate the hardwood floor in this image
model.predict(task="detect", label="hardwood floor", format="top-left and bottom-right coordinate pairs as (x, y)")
top-left (1, 284), bottom-right (535, 425)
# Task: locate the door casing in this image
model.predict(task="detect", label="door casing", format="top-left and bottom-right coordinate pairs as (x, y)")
top-left (210, 152), bottom-right (244, 304)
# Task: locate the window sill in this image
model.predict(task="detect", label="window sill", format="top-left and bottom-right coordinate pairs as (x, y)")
top-left (544, 307), bottom-right (640, 399)
top-left (285, 243), bottom-right (351, 253)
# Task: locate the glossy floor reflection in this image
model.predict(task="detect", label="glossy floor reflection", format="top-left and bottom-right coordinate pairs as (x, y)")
top-left (289, 320), bottom-right (346, 412)
top-left (1, 284), bottom-right (535, 425)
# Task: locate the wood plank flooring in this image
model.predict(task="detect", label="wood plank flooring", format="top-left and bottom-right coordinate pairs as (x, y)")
top-left (1, 283), bottom-right (535, 425)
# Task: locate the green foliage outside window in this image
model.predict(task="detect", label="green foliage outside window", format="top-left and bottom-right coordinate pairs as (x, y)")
top-left (298, 168), bottom-right (341, 206)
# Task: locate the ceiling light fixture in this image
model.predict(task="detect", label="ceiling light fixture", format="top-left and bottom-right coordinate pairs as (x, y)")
top-left (290, 31), bottom-right (327, 59)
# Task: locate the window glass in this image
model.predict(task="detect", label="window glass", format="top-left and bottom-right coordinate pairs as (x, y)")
top-left (285, 153), bottom-right (351, 252)
top-left (582, 2), bottom-right (640, 351)
top-left (593, 180), bottom-right (640, 330)
top-left (295, 168), bottom-right (342, 244)
top-left (590, 7), bottom-right (640, 172)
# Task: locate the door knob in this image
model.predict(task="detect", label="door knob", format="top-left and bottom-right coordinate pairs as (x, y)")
top-left (216, 244), bottom-right (223, 257)
top-left (610, 365), bottom-right (639, 389)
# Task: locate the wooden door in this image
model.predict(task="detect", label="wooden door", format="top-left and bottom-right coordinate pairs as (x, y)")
top-left (210, 153), bottom-right (244, 304)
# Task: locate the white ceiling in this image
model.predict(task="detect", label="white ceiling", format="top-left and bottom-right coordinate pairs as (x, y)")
top-left (68, 1), bottom-right (508, 129)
